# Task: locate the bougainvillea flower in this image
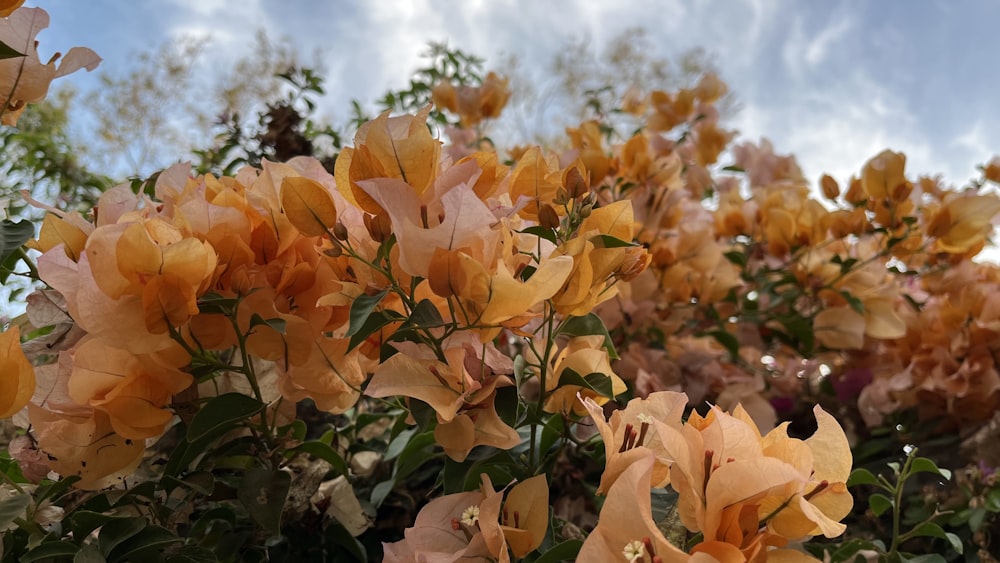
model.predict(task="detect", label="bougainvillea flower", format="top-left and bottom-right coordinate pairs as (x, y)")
top-left (28, 405), bottom-right (146, 490)
top-left (357, 175), bottom-right (500, 280)
top-left (497, 474), bottom-right (549, 557)
top-left (543, 335), bottom-right (625, 415)
top-left (579, 390), bottom-right (688, 494)
top-left (366, 348), bottom-right (476, 423)
top-left (25, 212), bottom-right (91, 261)
top-left (384, 473), bottom-right (545, 562)
top-left (756, 406), bottom-right (853, 540)
top-left (335, 106), bottom-right (441, 214)
top-left (860, 149), bottom-right (906, 200)
top-left (0, 7), bottom-right (101, 125)
top-left (930, 193), bottom-right (1000, 255)
top-left (507, 146), bottom-right (562, 221)
top-left (0, 325), bottom-right (34, 417)
top-left (278, 335), bottom-right (365, 414)
top-left (68, 337), bottom-right (191, 440)
top-left (434, 389), bottom-right (520, 462)
top-left (578, 453), bottom-right (689, 562)
top-left (812, 306), bottom-right (866, 350)
top-left (453, 253), bottom-right (574, 341)
top-left (656, 407), bottom-right (770, 534)
top-left (280, 176), bottom-right (338, 237)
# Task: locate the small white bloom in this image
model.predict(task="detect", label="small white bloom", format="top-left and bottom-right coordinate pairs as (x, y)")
top-left (623, 539), bottom-right (645, 562)
top-left (460, 504), bottom-right (480, 527)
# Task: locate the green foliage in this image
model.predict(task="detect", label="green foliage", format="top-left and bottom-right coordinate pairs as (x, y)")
top-left (819, 448), bottom-right (962, 562)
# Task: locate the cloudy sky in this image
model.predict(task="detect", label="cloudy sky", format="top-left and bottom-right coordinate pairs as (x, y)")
top-left (30, 0), bottom-right (1000, 189)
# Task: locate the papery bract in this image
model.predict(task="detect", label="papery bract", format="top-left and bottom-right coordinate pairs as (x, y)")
top-left (0, 325), bottom-right (34, 417)
top-left (0, 8), bottom-right (101, 125)
top-left (579, 390), bottom-right (688, 494)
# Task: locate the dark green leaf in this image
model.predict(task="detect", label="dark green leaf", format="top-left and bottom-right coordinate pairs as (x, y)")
top-left (70, 511), bottom-right (114, 543)
top-left (73, 546), bottom-right (106, 563)
top-left (556, 368), bottom-right (614, 399)
top-left (324, 520), bottom-right (368, 562)
top-left (98, 516), bottom-right (146, 557)
top-left (532, 540), bottom-right (582, 563)
top-left (237, 468), bottom-right (290, 534)
top-left (559, 313), bottom-right (619, 359)
top-left (408, 298), bottom-right (444, 326)
top-left (909, 521), bottom-right (962, 554)
top-left (248, 314), bottom-right (286, 335)
top-left (846, 468), bottom-right (879, 487)
top-left (721, 165), bottom-right (745, 173)
top-left (187, 393), bottom-right (264, 442)
top-left (288, 441), bottom-right (349, 477)
top-left (370, 480), bottom-right (394, 508)
top-left (108, 525), bottom-right (181, 561)
top-left (345, 289), bottom-right (388, 337)
top-left (1, 218), bottom-right (34, 264)
top-left (904, 556), bottom-right (947, 563)
top-left (869, 493), bottom-right (893, 517)
top-left (704, 330), bottom-right (739, 360)
top-left (22, 542), bottom-right (82, 562)
top-left (590, 234), bottom-right (633, 248)
top-left (0, 39), bottom-right (25, 59)
top-left (909, 457), bottom-right (951, 480)
top-left (35, 475), bottom-right (81, 504)
top-left (723, 250), bottom-right (747, 267)
top-left (348, 309), bottom-right (403, 351)
top-left (521, 225), bottom-right (557, 245)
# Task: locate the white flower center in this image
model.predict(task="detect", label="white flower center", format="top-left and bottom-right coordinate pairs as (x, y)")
top-left (461, 504), bottom-right (480, 527)
top-left (623, 539), bottom-right (645, 562)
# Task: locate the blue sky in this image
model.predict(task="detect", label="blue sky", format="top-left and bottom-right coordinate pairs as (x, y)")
top-left (30, 0), bottom-right (1000, 189)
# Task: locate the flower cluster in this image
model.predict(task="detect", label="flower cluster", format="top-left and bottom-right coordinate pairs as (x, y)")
top-left (3, 4), bottom-right (999, 558)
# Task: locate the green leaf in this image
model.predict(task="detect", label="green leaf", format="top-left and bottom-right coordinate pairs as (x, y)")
top-left (558, 313), bottom-right (618, 359)
top-left (904, 555), bottom-right (947, 563)
top-left (345, 289), bottom-right (388, 337)
top-left (721, 165), bottom-right (745, 173)
top-left (0, 491), bottom-right (30, 529)
top-left (370, 480), bottom-right (394, 508)
top-left (324, 520), bottom-right (368, 562)
top-left (1, 218), bottom-right (34, 264)
top-left (70, 510), bottom-right (114, 543)
top-left (197, 292), bottom-right (240, 315)
top-left (288, 441), bottom-right (350, 477)
top-left (909, 457), bottom-right (952, 480)
top-left (846, 468), bottom-right (880, 487)
top-left (21, 542), bottom-right (82, 562)
top-left (108, 525), bottom-right (181, 561)
top-left (237, 468), bottom-right (291, 534)
top-left (187, 393), bottom-right (265, 442)
top-left (521, 225), bottom-right (557, 245)
top-left (348, 309), bottom-right (403, 352)
top-left (704, 330), bottom-right (739, 360)
top-left (248, 314), bottom-right (286, 335)
top-left (408, 298), bottom-right (444, 326)
top-left (908, 521), bottom-right (963, 554)
top-left (0, 40), bottom-right (24, 60)
top-left (98, 516), bottom-right (146, 557)
top-left (590, 234), bottom-right (633, 248)
top-left (869, 493), bottom-right (893, 517)
top-left (723, 250), bottom-right (747, 267)
top-left (556, 368), bottom-right (614, 399)
top-left (532, 540), bottom-right (582, 563)
top-left (826, 538), bottom-right (878, 561)
top-left (73, 546), bottom-right (107, 563)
